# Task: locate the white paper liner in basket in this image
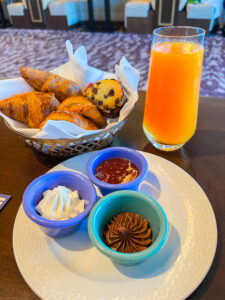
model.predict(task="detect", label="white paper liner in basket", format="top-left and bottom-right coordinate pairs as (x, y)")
top-left (0, 41), bottom-right (140, 140)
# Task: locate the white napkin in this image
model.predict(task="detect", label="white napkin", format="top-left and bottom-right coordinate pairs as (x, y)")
top-left (66, 41), bottom-right (105, 93)
top-left (0, 41), bottom-right (140, 139)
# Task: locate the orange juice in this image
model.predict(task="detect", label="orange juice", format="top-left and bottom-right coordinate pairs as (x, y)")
top-left (143, 41), bottom-right (204, 145)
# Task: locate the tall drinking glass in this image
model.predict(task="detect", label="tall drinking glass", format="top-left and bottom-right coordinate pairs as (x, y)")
top-left (143, 27), bottom-right (205, 151)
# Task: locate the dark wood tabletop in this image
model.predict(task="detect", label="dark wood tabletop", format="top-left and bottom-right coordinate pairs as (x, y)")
top-left (0, 91), bottom-right (224, 299)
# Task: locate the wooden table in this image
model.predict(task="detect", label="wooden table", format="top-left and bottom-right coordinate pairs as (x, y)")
top-left (0, 91), bottom-right (225, 299)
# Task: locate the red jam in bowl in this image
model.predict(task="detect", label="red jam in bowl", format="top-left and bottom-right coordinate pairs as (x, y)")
top-left (94, 158), bottom-right (139, 184)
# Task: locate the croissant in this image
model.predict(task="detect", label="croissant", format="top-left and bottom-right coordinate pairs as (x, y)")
top-left (0, 92), bottom-right (60, 128)
top-left (20, 67), bottom-right (81, 102)
top-left (58, 96), bottom-right (105, 128)
top-left (40, 111), bottom-right (99, 130)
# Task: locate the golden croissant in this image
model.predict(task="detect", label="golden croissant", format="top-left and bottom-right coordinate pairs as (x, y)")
top-left (0, 91), bottom-right (60, 128)
top-left (40, 111), bottom-right (99, 130)
top-left (20, 67), bottom-right (81, 102)
top-left (58, 96), bottom-right (105, 128)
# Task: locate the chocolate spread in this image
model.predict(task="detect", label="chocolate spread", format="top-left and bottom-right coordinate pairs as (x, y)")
top-left (104, 212), bottom-right (152, 253)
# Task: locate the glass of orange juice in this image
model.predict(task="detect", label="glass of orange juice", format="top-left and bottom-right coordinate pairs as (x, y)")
top-left (143, 26), bottom-right (205, 151)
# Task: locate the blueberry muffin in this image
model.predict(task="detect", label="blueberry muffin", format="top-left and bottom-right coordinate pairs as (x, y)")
top-left (84, 79), bottom-right (125, 117)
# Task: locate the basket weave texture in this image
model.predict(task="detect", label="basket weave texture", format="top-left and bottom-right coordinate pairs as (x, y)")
top-left (5, 119), bottom-right (126, 156)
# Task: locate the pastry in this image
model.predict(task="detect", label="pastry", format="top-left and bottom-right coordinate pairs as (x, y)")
top-left (104, 212), bottom-right (152, 253)
top-left (20, 67), bottom-right (81, 102)
top-left (58, 96), bottom-right (105, 128)
top-left (84, 79), bottom-right (125, 117)
top-left (0, 91), bottom-right (59, 128)
top-left (40, 111), bottom-right (99, 130)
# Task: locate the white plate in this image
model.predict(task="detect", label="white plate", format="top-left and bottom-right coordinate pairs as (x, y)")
top-left (13, 151), bottom-right (217, 300)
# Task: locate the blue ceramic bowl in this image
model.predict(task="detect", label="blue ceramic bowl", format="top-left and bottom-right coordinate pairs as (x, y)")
top-left (88, 190), bottom-right (169, 266)
top-left (23, 171), bottom-right (97, 237)
top-left (86, 147), bottom-right (148, 195)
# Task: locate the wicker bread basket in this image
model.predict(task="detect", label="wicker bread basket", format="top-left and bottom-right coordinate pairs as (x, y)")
top-left (4, 118), bottom-right (126, 157)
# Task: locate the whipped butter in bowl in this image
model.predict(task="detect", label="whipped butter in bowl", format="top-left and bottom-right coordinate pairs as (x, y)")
top-left (23, 171), bottom-right (97, 237)
top-left (35, 186), bottom-right (88, 221)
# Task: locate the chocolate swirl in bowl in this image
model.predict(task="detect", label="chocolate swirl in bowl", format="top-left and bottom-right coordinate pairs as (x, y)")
top-left (104, 212), bottom-right (152, 253)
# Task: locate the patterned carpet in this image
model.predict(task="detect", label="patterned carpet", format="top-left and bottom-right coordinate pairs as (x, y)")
top-left (0, 28), bottom-right (225, 98)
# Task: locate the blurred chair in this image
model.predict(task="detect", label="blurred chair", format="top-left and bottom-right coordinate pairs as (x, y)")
top-left (92, 0), bottom-right (127, 30)
top-left (186, 0), bottom-right (223, 31)
top-left (93, 0), bottom-right (126, 22)
top-left (125, 0), bottom-right (151, 31)
top-left (125, 0), bottom-right (219, 33)
top-left (1, 0), bottom-right (11, 27)
top-left (44, 0), bottom-right (127, 30)
top-left (44, 0), bottom-right (88, 29)
top-left (125, 0), bottom-right (179, 33)
top-left (7, 0), bottom-right (54, 28)
top-left (7, 0), bottom-right (32, 28)
top-left (25, 0), bottom-right (54, 28)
